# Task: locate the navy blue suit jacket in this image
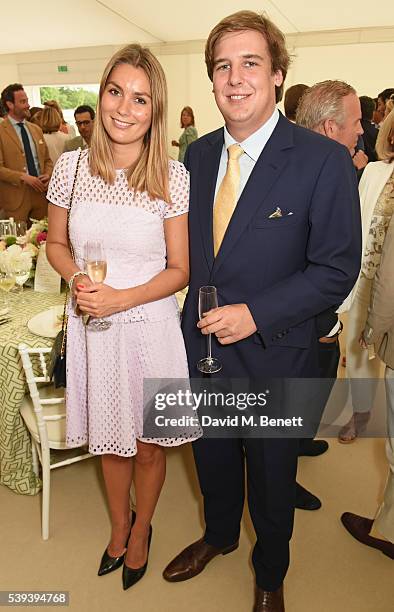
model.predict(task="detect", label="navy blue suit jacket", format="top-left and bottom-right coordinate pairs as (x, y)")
top-left (181, 113), bottom-right (361, 379)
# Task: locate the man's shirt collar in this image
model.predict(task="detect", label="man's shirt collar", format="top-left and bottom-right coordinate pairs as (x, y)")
top-left (224, 108), bottom-right (279, 161)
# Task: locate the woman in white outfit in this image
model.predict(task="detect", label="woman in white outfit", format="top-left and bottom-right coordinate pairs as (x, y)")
top-left (340, 110), bottom-right (394, 442)
top-left (341, 194), bottom-right (394, 558)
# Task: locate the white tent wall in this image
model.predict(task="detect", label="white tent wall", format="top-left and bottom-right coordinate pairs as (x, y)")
top-left (288, 41), bottom-right (394, 100)
top-left (0, 36), bottom-right (392, 152)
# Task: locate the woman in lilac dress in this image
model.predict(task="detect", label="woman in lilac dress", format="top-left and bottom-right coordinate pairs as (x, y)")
top-left (46, 44), bottom-right (200, 589)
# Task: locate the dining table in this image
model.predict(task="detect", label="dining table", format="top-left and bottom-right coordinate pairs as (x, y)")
top-left (0, 286), bottom-right (187, 496)
top-left (0, 288), bottom-right (64, 495)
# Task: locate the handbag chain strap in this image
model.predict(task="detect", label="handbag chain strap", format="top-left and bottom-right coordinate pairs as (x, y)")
top-left (60, 150), bottom-right (83, 357)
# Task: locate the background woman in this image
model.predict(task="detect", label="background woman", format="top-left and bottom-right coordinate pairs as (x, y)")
top-left (340, 109), bottom-right (394, 442)
top-left (341, 205), bottom-right (394, 559)
top-left (46, 44), bottom-right (200, 590)
top-left (171, 106), bottom-right (198, 163)
top-left (38, 106), bottom-right (69, 164)
top-left (44, 99), bottom-right (76, 138)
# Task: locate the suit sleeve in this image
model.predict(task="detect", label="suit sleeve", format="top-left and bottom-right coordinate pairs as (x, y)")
top-left (34, 126), bottom-right (53, 176)
top-left (364, 216), bottom-right (394, 343)
top-left (43, 141), bottom-right (54, 176)
top-left (0, 136), bottom-right (24, 184)
top-left (248, 146), bottom-right (362, 346)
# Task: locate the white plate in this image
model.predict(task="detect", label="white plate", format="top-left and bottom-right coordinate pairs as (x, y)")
top-left (27, 305), bottom-right (64, 339)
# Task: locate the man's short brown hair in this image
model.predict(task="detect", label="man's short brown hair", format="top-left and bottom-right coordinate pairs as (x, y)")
top-left (205, 10), bottom-right (290, 102)
top-left (1, 83), bottom-right (24, 112)
top-left (284, 84), bottom-right (309, 121)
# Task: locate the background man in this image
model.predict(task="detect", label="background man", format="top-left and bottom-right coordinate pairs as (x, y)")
top-left (296, 79), bottom-right (368, 173)
top-left (376, 88), bottom-right (394, 125)
top-left (0, 83), bottom-right (53, 222)
top-left (163, 11), bottom-right (361, 612)
top-left (359, 95), bottom-right (379, 162)
top-left (296, 80), bottom-right (365, 380)
top-left (63, 104), bottom-right (95, 152)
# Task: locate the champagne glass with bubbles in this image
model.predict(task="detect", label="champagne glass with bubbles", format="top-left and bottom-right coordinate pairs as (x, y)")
top-left (197, 285), bottom-right (222, 374)
top-left (84, 240), bottom-right (111, 331)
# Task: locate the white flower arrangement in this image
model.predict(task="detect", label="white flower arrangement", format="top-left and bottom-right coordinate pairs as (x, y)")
top-left (0, 243), bottom-right (33, 275)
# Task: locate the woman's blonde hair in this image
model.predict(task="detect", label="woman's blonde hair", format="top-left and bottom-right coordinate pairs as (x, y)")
top-left (44, 100), bottom-right (65, 124)
top-left (376, 108), bottom-right (394, 162)
top-left (89, 44), bottom-right (170, 202)
top-left (40, 106), bottom-right (62, 133)
top-left (29, 110), bottom-right (42, 126)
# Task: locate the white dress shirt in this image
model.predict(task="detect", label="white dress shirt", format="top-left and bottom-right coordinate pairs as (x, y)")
top-left (214, 108), bottom-right (279, 201)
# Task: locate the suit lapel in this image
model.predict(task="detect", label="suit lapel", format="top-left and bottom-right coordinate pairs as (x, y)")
top-left (196, 129), bottom-right (223, 271)
top-left (2, 118), bottom-right (24, 151)
top-left (212, 114), bottom-right (295, 276)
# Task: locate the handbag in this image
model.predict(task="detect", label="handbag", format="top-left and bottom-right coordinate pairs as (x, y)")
top-left (49, 151), bottom-right (82, 387)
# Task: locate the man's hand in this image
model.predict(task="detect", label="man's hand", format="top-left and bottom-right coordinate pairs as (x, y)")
top-left (20, 174), bottom-right (46, 192)
top-left (197, 303), bottom-right (257, 345)
top-left (38, 173), bottom-right (50, 188)
top-left (352, 150), bottom-right (368, 170)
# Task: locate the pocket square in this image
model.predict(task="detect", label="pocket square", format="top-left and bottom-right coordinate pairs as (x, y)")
top-left (268, 207), bottom-right (294, 219)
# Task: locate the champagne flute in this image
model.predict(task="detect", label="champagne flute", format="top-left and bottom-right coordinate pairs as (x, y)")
top-left (84, 240), bottom-right (111, 331)
top-left (197, 285), bottom-right (222, 374)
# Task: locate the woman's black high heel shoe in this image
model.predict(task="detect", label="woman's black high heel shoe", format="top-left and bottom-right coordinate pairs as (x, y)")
top-left (122, 525), bottom-right (152, 590)
top-left (98, 511), bottom-right (136, 576)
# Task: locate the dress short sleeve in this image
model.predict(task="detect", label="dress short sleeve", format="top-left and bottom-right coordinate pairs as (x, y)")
top-left (47, 150), bottom-right (79, 209)
top-left (165, 161), bottom-right (189, 219)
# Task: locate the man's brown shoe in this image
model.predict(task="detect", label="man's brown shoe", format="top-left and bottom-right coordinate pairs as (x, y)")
top-left (341, 512), bottom-right (394, 559)
top-left (163, 537), bottom-right (238, 582)
top-left (254, 584), bottom-right (284, 611)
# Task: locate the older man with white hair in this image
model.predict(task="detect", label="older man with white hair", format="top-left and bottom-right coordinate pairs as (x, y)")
top-left (296, 79), bottom-right (368, 171)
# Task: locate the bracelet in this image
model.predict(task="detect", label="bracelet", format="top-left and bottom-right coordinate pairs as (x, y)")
top-left (68, 270), bottom-right (86, 291)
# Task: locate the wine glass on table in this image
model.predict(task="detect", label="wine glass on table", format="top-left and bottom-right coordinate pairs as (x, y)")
top-left (0, 268), bottom-right (16, 315)
top-left (14, 221), bottom-right (27, 238)
top-left (84, 240), bottom-right (111, 331)
top-left (0, 220), bottom-right (15, 241)
top-left (13, 263), bottom-right (30, 304)
top-left (197, 285), bottom-right (222, 374)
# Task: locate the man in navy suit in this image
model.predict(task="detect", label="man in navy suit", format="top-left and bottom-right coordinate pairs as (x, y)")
top-left (163, 11), bottom-right (361, 611)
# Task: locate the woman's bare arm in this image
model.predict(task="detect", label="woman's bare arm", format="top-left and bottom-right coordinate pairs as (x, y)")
top-left (46, 203), bottom-right (91, 295)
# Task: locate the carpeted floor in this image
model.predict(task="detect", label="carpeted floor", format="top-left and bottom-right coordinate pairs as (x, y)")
top-left (0, 433), bottom-right (392, 612)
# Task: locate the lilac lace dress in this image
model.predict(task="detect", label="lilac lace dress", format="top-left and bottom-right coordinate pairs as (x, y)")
top-left (47, 150), bottom-right (201, 456)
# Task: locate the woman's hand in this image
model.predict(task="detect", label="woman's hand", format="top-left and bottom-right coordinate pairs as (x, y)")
top-left (71, 274), bottom-right (93, 299)
top-left (75, 283), bottom-right (125, 318)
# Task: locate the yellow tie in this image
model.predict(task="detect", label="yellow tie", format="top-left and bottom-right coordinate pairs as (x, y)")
top-left (213, 143), bottom-right (244, 256)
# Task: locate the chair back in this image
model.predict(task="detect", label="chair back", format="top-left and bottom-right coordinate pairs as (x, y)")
top-left (18, 344), bottom-right (65, 452)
